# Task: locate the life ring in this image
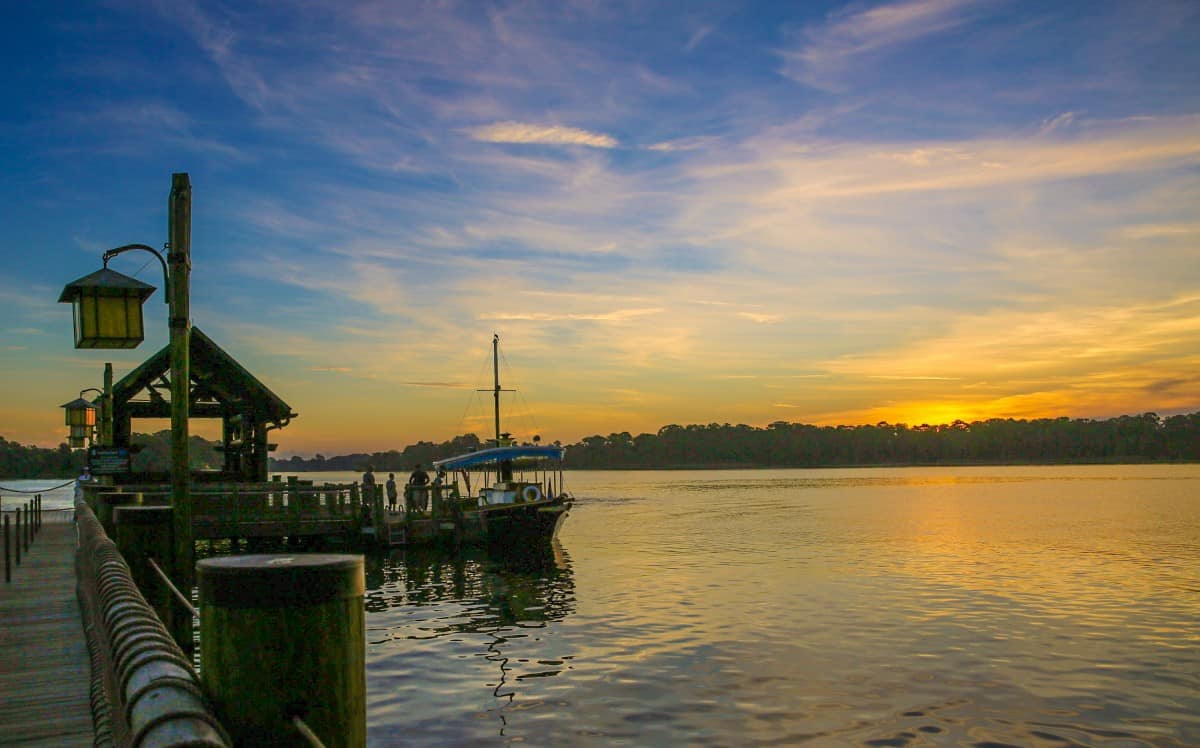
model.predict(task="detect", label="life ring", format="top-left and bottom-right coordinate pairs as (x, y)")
top-left (521, 485), bottom-right (543, 503)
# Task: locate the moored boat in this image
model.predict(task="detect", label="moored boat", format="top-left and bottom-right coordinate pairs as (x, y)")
top-left (388, 334), bottom-right (572, 550)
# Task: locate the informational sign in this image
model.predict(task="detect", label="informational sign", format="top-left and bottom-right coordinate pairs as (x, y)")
top-left (88, 446), bottom-right (131, 475)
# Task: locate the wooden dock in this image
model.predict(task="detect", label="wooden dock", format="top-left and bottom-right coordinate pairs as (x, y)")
top-left (0, 518), bottom-right (93, 746)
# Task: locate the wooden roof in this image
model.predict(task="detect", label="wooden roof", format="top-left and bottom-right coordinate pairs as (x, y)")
top-left (112, 327), bottom-right (296, 427)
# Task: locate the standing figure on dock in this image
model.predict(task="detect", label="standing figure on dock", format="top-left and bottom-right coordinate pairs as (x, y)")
top-left (386, 473), bottom-right (398, 513)
top-left (408, 464), bottom-right (430, 512)
top-left (362, 465), bottom-right (377, 504)
top-left (74, 464), bottom-right (91, 502)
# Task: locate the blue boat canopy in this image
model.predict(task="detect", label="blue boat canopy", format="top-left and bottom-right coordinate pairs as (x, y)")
top-left (434, 445), bottom-right (565, 471)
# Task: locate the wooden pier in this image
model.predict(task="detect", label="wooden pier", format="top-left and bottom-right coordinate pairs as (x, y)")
top-left (0, 517), bottom-right (93, 746)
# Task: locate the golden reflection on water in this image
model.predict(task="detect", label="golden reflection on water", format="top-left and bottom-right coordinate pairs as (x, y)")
top-left (364, 465), bottom-right (1200, 746)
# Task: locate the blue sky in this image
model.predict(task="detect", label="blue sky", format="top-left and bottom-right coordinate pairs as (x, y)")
top-left (2, 0), bottom-right (1198, 455)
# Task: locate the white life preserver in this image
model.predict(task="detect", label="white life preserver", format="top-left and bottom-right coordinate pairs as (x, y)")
top-left (521, 485), bottom-right (542, 503)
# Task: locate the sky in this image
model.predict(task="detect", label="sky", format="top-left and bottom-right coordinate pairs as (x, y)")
top-left (1, 0), bottom-right (1198, 457)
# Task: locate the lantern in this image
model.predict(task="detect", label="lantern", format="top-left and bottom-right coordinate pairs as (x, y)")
top-left (61, 397), bottom-right (98, 428)
top-left (68, 423), bottom-right (92, 449)
top-left (58, 268), bottom-right (156, 349)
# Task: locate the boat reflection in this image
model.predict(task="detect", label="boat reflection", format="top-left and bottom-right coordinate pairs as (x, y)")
top-left (363, 540), bottom-right (577, 738)
top-left (363, 539), bottom-right (575, 630)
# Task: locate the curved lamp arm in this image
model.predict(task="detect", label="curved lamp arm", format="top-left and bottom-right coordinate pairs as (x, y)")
top-left (102, 243), bottom-right (170, 303)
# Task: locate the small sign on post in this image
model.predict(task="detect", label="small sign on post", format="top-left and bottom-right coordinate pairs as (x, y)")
top-left (88, 446), bottom-right (131, 475)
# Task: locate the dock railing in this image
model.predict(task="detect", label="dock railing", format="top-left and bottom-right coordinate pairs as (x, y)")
top-left (87, 480), bottom-right (364, 542)
top-left (1, 493), bottom-right (75, 583)
top-left (74, 496), bottom-right (231, 747)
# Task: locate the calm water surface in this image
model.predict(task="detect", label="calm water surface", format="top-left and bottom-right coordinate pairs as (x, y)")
top-left (12, 465), bottom-right (1198, 746)
top-left (359, 465), bottom-right (1200, 747)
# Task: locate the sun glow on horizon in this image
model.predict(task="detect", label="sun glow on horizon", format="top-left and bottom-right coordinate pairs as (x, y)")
top-left (1, 2), bottom-right (1198, 454)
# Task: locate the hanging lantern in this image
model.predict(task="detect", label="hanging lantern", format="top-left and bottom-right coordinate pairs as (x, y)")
top-left (58, 268), bottom-right (156, 349)
top-left (61, 397), bottom-right (98, 428)
top-left (68, 423), bottom-right (92, 449)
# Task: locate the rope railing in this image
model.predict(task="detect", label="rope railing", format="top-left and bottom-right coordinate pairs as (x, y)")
top-left (74, 498), bottom-right (231, 747)
top-left (0, 479), bottom-right (76, 493)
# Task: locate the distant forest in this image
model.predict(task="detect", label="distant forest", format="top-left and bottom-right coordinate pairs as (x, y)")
top-left (0, 431), bottom-right (224, 480)
top-left (269, 412), bottom-right (1200, 472)
top-left (2, 412), bottom-right (1197, 479)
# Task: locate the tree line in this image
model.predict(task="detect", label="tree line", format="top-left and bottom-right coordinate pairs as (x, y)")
top-left (562, 413), bottom-right (1200, 468)
top-left (4, 412), bottom-right (1197, 479)
top-left (269, 434), bottom-right (485, 474)
top-left (270, 411), bottom-right (1199, 472)
top-left (0, 430), bottom-right (225, 479)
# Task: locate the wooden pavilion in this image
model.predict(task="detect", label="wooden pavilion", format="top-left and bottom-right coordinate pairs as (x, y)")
top-left (109, 327), bottom-right (296, 482)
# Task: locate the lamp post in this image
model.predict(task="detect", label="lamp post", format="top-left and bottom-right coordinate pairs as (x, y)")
top-left (58, 173), bottom-right (193, 653)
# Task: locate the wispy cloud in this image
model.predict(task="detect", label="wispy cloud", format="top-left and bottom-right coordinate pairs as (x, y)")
top-left (480, 308), bottom-right (664, 322)
top-left (781, 0), bottom-right (981, 90)
top-left (1039, 111), bottom-right (1079, 134)
top-left (467, 121), bottom-right (618, 148)
top-left (737, 312), bottom-right (781, 324)
top-left (647, 136), bottom-right (719, 152)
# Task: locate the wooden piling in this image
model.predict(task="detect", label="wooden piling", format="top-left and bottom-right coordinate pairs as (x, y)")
top-left (198, 554), bottom-right (365, 748)
top-left (97, 491), bottom-right (140, 537)
top-left (114, 505), bottom-right (182, 650)
top-left (4, 515), bottom-right (9, 582)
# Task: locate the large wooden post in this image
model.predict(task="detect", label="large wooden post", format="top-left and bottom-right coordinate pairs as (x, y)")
top-left (115, 505), bottom-right (177, 638)
top-left (101, 362), bottom-right (114, 447)
top-left (168, 172), bottom-right (193, 655)
top-left (198, 554), bottom-right (366, 747)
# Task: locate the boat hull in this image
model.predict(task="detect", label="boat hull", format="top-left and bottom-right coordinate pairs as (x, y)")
top-left (378, 494), bottom-right (570, 549)
top-left (477, 498), bottom-right (570, 552)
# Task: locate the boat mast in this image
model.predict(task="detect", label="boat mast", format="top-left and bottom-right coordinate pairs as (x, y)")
top-left (492, 333), bottom-right (501, 443)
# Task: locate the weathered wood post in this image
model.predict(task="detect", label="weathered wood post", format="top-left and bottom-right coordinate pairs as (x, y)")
top-left (198, 554), bottom-right (366, 747)
top-left (24, 502), bottom-right (31, 550)
top-left (168, 172), bottom-right (195, 663)
top-left (4, 514), bottom-right (10, 581)
top-left (13, 506), bottom-right (20, 565)
top-left (114, 505), bottom-right (181, 646)
top-left (98, 491), bottom-right (141, 537)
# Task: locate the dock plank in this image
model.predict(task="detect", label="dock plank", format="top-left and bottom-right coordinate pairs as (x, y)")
top-left (0, 520), bottom-right (93, 747)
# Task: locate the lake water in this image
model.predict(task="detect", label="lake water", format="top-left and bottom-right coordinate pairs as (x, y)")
top-left (9, 465), bottom-right (1199, 746)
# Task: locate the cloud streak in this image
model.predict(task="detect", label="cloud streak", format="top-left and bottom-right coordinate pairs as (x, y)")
top-left (781, 0), bottom-right (981, 90)
top-left (467, 121), bottom-right (618, 148)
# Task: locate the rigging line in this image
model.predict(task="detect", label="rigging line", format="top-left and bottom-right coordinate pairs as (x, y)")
top-left (496, 347), bottom-right (526, 435)
top-left (456, 341), bottom-right (496, 439)
top-left (498, 347), bottom-right (541, 440)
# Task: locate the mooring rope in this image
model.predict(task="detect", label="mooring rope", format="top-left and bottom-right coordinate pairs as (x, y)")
top-left (0, 479), bottom-right (76, 493)
top-left (147, 557), bottom-right (200, 619)
top-left (291, 716), bottom-right (327, 748)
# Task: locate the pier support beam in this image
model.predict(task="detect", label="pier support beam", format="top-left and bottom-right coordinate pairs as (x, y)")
top-left (114, 505), bottom-right (185, 651)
